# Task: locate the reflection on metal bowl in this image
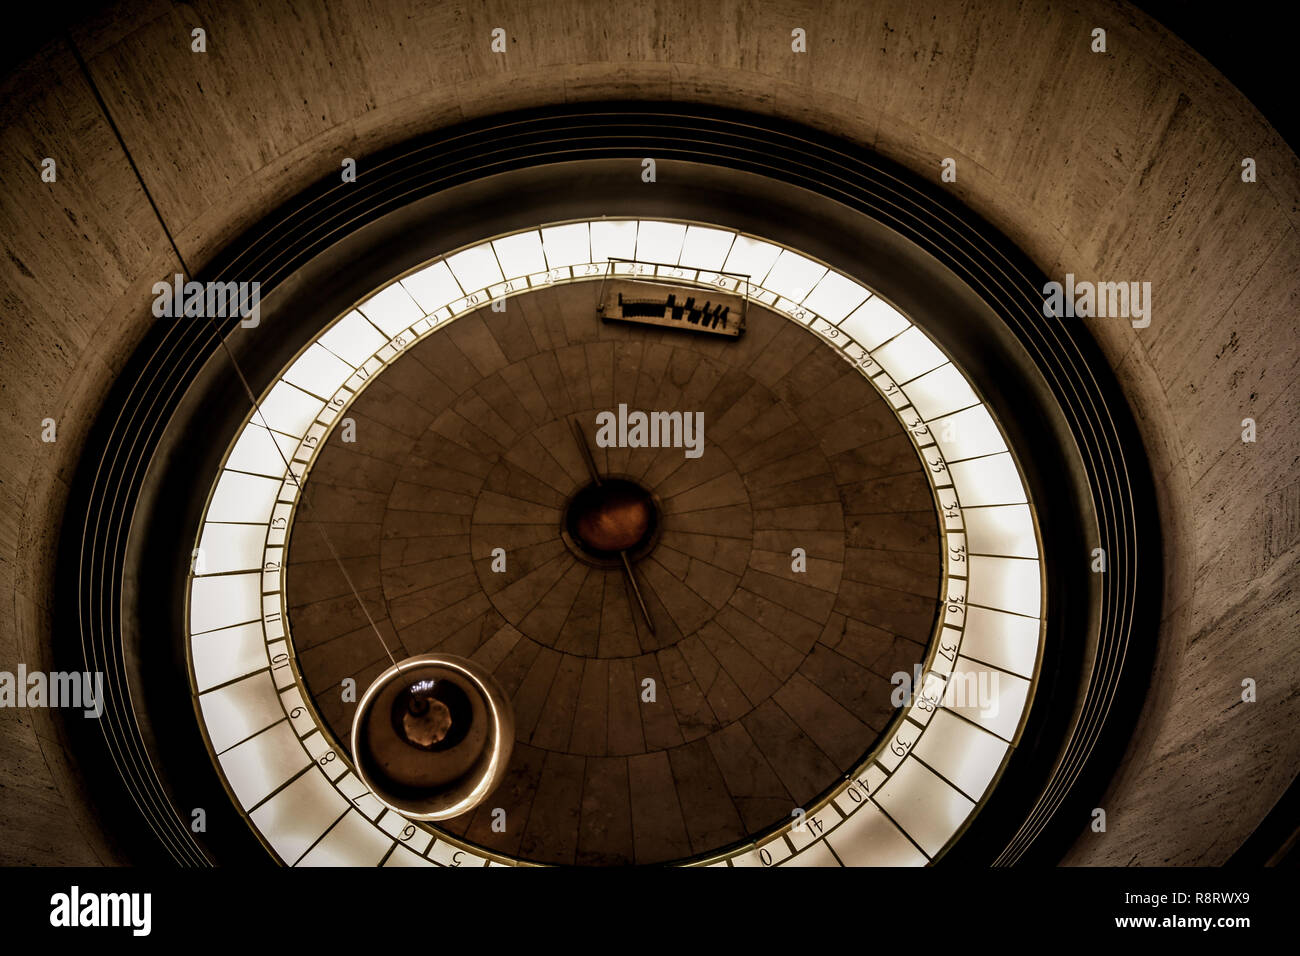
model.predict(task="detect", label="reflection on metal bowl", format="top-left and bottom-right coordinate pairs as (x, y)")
top-left (350, 654), bottom-right (515, 821)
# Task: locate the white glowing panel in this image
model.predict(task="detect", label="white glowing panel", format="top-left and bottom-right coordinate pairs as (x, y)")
top-left (206, 469), bottom-right (277, 528)
top-left (946, 657), bottom-right (1031, 742)
top-left (359, 282), bottom-right (423, 337)
top-left (680, 225), bottom-right (734, 271)
top-left (763, 250), bottom-right (828, 302)
top-left (195, 522), bottom-right (266, 574)
top-left (722, 235), bottom-right (782, 284)
top-left (912, 709), bottom-right (1009, 800)
top-left (872, 326), bottom-right (948, 383)
top-left (190, 621), bottom-right (268, 692)
top-left (948, 453), bottom-right (1026, 507)
top-left (902, 363), bottom-right (977, 420)
top-left (930, 405), bottom-right (1008, 462)
top-left (318, 310), bottom-right (387, 366)
top-left (960, 606), bottom-right (1040, 678)
top-left (401, 260), bottom-right (463, 312)
top-left (635, 220), bottom-right (687, 263)
top-left (219, 721), bottom-right (310, 809)
top-left (282, 343), bottom-right (355, 400)
top-left (199, 671), bottom-right (285, 753)
top-left (801, 271), bottom-right (870, 323)
top-left (873, 757), bottom-right (974, 858)
top-left (256, 381), bottom-right (323, 437)
top-left (839, 296), bottom-right (909, 349)
top-left (825, 802), bottom-right (929, 866)
top-left (225, 424), bottom-right (299, 477)
top-left (445, 244), bottom-right (504, 294)
top-left (589, 220), bottom-right (637, 262)
top-left (967, 555), bottom-right (1041, 617)
top-left (540, 223), bottom-right (590, 268)
top-left (297, 810), bottom-right (391, 866)
top-left (250, 767), bottom-right (348, 865)
top-left (190, 572), bottom-right (261, 635)
top-left (964, 504), bottom-right (1037, 558)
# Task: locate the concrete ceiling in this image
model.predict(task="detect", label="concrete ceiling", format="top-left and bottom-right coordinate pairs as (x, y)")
top-left (0, 0), bottom-right (1295, 865)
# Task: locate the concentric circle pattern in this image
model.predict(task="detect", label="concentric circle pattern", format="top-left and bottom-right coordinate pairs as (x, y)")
top-left (287, 284), bottom-right (940, 864)
top-left (185, 217), bottom-right (1044, 867)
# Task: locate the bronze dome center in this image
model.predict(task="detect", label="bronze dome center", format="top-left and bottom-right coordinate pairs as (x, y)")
top-left (565, 479), bottom-right (659, 559)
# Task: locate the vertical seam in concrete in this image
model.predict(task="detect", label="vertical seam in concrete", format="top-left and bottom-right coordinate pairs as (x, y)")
top-left (65, 32), bottom-right (192, 278)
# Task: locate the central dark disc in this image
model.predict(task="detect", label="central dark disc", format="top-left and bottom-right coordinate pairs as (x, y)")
top-left (566, 478), bottom-right (658, 557)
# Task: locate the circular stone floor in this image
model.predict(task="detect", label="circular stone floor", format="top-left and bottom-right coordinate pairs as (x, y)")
top-left (286, 281), bottom-right (941, 865)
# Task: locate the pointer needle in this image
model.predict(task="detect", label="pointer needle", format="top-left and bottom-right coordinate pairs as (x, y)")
top-left (570, 416), bottom-right (656, 635)
top-left (571, 416), bottom-right (602, 487)
top-left (620, 550), bottom-right (656, 636)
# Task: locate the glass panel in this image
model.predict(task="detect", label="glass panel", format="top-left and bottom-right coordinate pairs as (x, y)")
top-left (873, 756), bottom-right (973, 857)
top-left (948, 452), bottom-right (1026, 507)
top-left (800, 271), bottom-right (870, 323)
top-left (634, 220), bottom-right (687, 263)
top-left (282, 343), bottom-right (355, 399)
top-left (401, 259), bottom-right (464, 310)
top-left (825, 800), bottom-right (928, 866)
top-left (318, 310), bottom-right (386, 366)
top-left (445, 243), bottom-right (504, 293)
top-left (912, 709), bottom-right (1009, 801)
top-left (296, 809), bottom-right (391, 866)
top-left (199, 671), bottom-right (284, 753)
top-left (762, 250), bottom-right (828, 302)
top-left (190, 571), bottom-right (261, 635)
top-left (225, 423), bottom-right (299, 477)
top-left (359, 282), bottom-right (424, 336)
top-left (964, 503), bottom-right (1037, 558)
top-left (838, 296), bottom-right (908, 349)
top-left (255, 381), bottom-right (323, 437)
top-left (218, 720), bottom-right (309, 809)
top-left (679, 225), bottom-right (735, 271)
top-left (721, 234), bottom-right (782, 283)
top-left (901, 363), bottom-right (977, 420)
top-left (967, 555), bottom-right (1041, 617)
top-left (930, 405), bottom-right (1008, 462)
top-left (960, 605), bottom-right (1040, 678)
top-left (944, 657), bottom-right (1032, 742)
top-left (249, 766), bottom-right (348, 865)
top-left (191, 620), bottom-right (268, 692)
top-left (589, 220), bottom-right (637, 262)
top-left (539, 223), bottom-right (590, 268)
top-left (873, 326), bottom-right (947, 383)
top-left (196, 522), bottom-right (267, 574)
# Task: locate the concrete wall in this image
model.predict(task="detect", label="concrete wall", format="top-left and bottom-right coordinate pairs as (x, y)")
top-left (1, 0), bottom-right (1295, 864)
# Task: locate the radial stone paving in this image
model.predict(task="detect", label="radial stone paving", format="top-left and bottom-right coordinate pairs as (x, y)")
top-left (286, 281), bottom-right (942, 865)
